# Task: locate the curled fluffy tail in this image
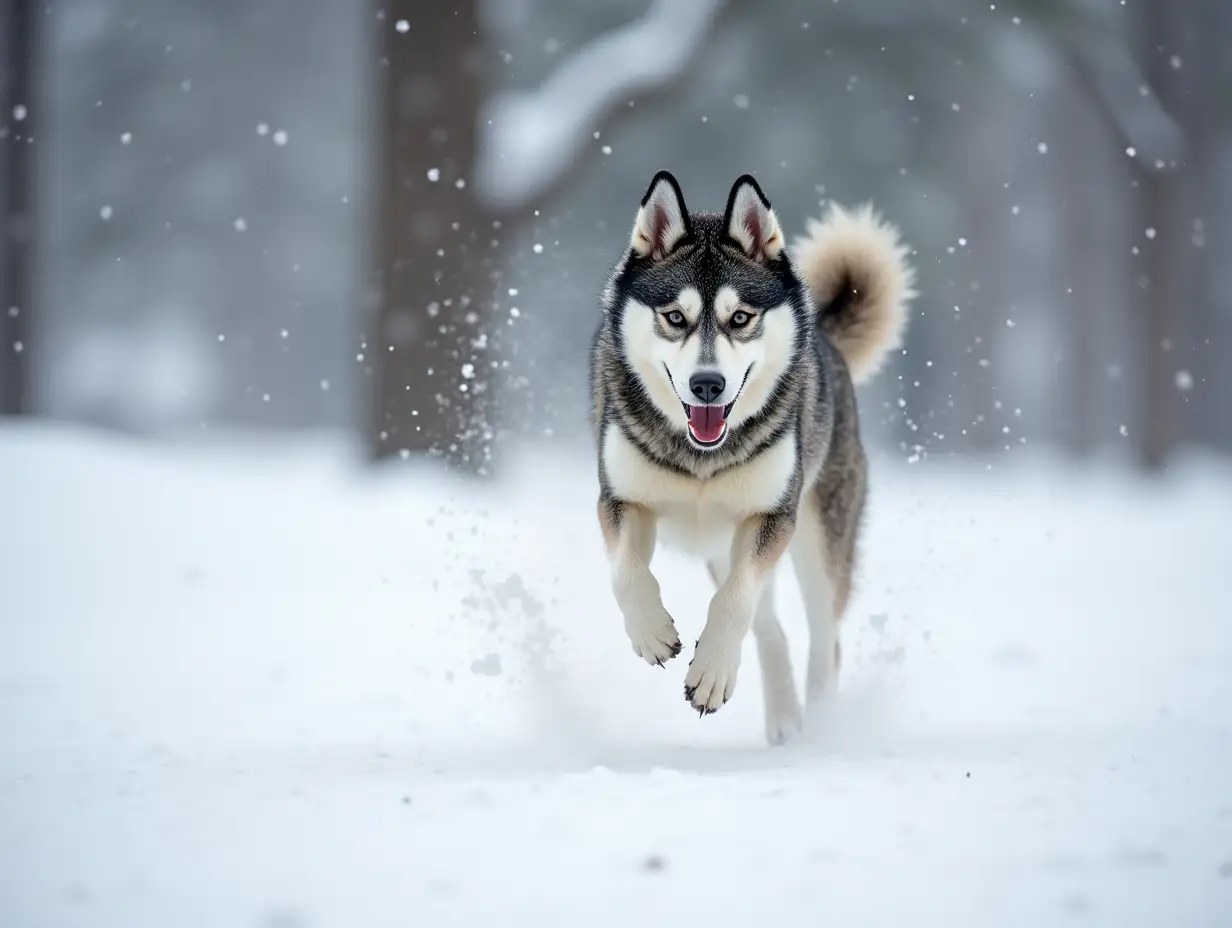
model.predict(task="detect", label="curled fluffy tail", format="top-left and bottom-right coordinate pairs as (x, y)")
top-left (792, 203), bottom-right (916, 385)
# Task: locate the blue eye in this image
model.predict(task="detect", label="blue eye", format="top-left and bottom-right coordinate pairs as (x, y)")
top-left (731, 311), bottom-right (750, 327)
top-left (666, 310), bottom-right (686, 326)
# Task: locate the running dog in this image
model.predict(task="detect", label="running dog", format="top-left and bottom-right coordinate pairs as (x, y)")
top-left (589, 170), bottom-right (915, 744)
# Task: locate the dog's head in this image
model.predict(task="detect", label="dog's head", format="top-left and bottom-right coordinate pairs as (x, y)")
top-left (605, 171), bottom-right (807, 451)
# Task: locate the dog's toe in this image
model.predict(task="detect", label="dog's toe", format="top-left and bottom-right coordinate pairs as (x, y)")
top-left (683, 634), bottom-right (741, 714)
top-left (627, 609), bottom-right (681, 667)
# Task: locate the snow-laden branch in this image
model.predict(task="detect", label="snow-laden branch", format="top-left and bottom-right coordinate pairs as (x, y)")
top-left (1063, 36), bottom-right (1184, 165)
top-left (1051, 0), bottom-right (1184, 165)
top-left (473, 0), bottom-right (724, 212)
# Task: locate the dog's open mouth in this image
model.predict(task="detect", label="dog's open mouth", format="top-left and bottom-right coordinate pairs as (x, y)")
top-left (683, 400), bottom-right (736, 446)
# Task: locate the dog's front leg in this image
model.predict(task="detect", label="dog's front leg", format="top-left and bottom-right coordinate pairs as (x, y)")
top-left (684, 509), bottom-right (796, 715)
top-left (598, 496), bottom-right (682, 666)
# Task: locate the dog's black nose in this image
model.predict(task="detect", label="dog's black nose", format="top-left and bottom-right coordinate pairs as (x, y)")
top-left (689, 370), bottom-right (726, 404)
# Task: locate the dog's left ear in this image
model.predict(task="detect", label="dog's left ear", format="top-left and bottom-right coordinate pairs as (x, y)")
top-left (723, 174), bottom-right (784, 262)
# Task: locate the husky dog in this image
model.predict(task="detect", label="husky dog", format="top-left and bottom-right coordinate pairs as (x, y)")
top-left (589, 170), bottom-right (916, 744)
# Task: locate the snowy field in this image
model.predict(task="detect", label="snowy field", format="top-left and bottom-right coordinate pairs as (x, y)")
top-left (2, 422), bottom-right (1231, 927)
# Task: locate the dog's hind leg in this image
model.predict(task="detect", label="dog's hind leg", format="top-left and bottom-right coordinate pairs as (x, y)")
top-left (790, 478), bottom-right (860, 710)
top-left (707, 557), bottom-right (802, 745)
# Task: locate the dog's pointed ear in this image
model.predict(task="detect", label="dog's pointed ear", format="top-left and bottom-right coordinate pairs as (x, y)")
top-left (630, 170), bottom-right (691, 261)
top-left (723, 174), bottom-right (784, 262)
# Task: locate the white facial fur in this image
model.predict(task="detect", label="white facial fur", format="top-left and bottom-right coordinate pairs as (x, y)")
top-left (619, 289), bottom-right (697, 432)
top-left (709, 286), bottom-right (796, 430)
top-left (618, 284), bottom-right (798, 439)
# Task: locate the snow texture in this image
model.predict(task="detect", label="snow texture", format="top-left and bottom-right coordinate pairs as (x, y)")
top-left (2, 425), bottom-right (1232, 926)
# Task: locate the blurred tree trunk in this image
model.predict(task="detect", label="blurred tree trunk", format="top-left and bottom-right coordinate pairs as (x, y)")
top-left (368, 1), bottom-right (500, 475)
top-left (1053, 79), bottom-right (1101, 457)
top-left (1, 0), bottom-right (37, 417)
top-left (958, 85), bottom-right (1012, 454)
top-left (1185, 0), bottom-right (1226, 453)
top-left (1131, 0), bottom-right (1191, 472)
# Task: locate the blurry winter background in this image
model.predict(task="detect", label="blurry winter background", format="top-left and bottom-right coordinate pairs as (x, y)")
top-left (2, 1), bottom-right (1231, 927)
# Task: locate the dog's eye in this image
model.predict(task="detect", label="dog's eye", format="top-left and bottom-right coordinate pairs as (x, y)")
top-left (665, 310), bottom-right (686, 327)
top-left (731, 310), bottom-right (751, 328)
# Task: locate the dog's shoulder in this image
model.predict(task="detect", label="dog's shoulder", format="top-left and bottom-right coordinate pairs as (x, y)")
top-left (601, 421), bottom-right (693, 506)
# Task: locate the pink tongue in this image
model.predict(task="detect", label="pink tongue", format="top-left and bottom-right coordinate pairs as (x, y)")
top-left (688, 405), bottom-right (726, 443)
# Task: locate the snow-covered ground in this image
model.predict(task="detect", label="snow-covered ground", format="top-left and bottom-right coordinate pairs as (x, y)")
top-left (2, 422), bottom-right (1231, 927)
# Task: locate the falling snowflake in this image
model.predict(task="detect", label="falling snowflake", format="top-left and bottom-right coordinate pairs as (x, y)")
top-left (1037, 142), bottom-right (1048, 154)
top-left (427, 167), bottom-right (441, 182)
top-left (12, 104), bottom-right (27, 121)
top-left (120, 132), bottom-right (132, 144)
top-left (1174, 370), bottom-right (1193, 392)
top-left (99, 205), bottom-right (113, 220)
top-left (233, 217), bottom-right (247, 232)
top-left (532, 243), bottom-right (544, 254)
top-left (395, 19), bottom-right (409, 33)
top-left (272, 130), bottom-right (288, 146)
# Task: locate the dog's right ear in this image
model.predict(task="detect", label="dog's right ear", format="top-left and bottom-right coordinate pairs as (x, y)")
top-left (630, 170), bottom-right (691, 261)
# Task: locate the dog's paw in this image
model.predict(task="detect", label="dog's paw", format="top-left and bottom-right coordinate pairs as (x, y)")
top-left (764, 700), bottom-right (803, 746)
top-left (683, 631), bottom-right (743, 715)
top-left (625, 607), bottom-right (682, 667)
top-left (760, 660), bottom-right (803, 745)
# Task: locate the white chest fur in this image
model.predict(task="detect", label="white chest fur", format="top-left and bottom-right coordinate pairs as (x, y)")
top-left (602, 424), bottom-right (798, 557)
